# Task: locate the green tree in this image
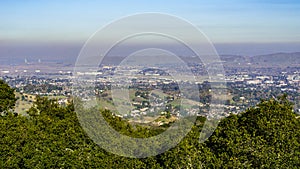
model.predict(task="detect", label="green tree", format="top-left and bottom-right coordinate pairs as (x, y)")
top-left (1, 95), bottom-right (299, 168)
top-left (207, 95), bottom-right (300, 168)
top-left (0, 80), bottom-right (16, 113)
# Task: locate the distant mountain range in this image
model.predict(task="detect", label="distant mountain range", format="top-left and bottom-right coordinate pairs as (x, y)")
top-left (1, 52), bottom-right (299, 67)
top-left (220, 52), bottom-right (300, 67)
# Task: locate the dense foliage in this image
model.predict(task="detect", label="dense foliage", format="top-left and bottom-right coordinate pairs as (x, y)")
top-left (0, 80), bottom-right (16, 113)
top-left (207, 95), bottom-right (300, 168)
top-left (0, 81), bottom-right (299, 168)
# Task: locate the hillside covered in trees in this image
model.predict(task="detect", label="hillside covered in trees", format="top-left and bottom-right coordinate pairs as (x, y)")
top-left (1, 80), bottom-right (300, 168)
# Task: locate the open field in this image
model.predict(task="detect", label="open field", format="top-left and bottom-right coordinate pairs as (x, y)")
top-left (14, 92), bottom-right (33, 115)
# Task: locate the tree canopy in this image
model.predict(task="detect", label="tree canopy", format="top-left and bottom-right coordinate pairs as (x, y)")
top-left (0, 80), bottom-right (16, 113)
top-left (0, 91), bottom-right (299, 168)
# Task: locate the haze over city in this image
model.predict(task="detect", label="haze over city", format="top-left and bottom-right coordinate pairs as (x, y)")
top-left (1, 1), bottom-right (300, 168)
top-left (1, 0), bottom-right (300, 64)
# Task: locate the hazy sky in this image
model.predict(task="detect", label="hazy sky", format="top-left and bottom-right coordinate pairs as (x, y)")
top-left (1, 0), bottom-right (300, 62)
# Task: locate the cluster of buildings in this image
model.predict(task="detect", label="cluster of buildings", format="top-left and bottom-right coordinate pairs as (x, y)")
top-left (1, 62), bottom-right (299, 119)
